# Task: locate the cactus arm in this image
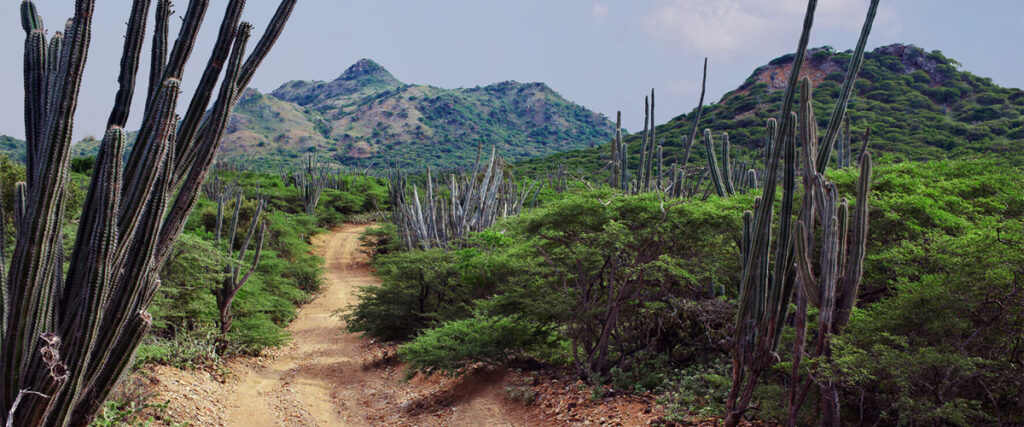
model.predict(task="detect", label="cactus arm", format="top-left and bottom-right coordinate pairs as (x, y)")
top-left (146, 0), bottom-right (171, 112)
top-left (174, 0), bottom-right (247, 168)
top-left (235, 219), bottom-right (267, 293)
top-left (815, 0), bottom-right (879, 172)
top-left (722, 132), bottom-right (735, 195)
top-left (834, 152), bottom-right (871, 330)
top-left (106, 0), bottom-right (152, 128)
top-left (155, 22), bottom-right (250, 265)
top-left (704, 130), bottom-right (726, 197)
top-left (680, 57), bottom-right (707, 169)
top-left (235, 0), bottom-right (296, 99)
top-left (793, 221), bottom-right (821, 307)
top-left (639, 96), bottom-right (649, 192)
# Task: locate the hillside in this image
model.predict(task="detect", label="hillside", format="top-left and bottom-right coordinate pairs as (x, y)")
top-left (518, 43), bottom-right (1024, 176)
top-left (225, 59), bottom-right (614, 169)
top-left (51, 59), bottom-right (614, 170)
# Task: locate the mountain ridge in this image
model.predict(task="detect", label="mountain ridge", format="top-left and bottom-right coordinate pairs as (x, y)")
top-left (516, 43), bottom-right (1024, 176)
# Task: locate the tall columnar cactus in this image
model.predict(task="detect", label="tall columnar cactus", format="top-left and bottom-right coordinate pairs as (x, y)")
top-left (1, 1), bottom-right (295, 424)
top-left (638, 97), bottom-right (649, 193)
top-left (620, 142), bottom-right (629, 192)
top-left (704, 130), bottom-right (738, 198)
top-left (680, 58), bottom-right (708, 169)
top-left (722, 132), bottom-right (736, 195)
top-left (388, 146), bottom-right (537, 249)
top-left (725, 0), bottom-right (878, 425)
top-left (644, 89), bottom-right (657, 191)
top-left (294, 153), bottom-right (329, 215)
top-left (214, 193), bottom-right (267, 337)
top-left (610, 111), bottom-right (622, 189)
top-left (785, 79), bottom-right (873, 425)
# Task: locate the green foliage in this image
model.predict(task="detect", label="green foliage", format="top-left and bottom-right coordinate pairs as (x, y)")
top-left (142, 168), bottom-right (376, 362)
top-left (657, 361), bottom-right (732, 419)
top-left (398, 313), bottom-right (555, 378)
top-left (823, 190), bottom-right (1023, 424)
top-left (0, 154), bottom-right (25, 221)
top-left (71, 155), bottom-right (96, 174)
top-left (349, 189), bottom-right (746, 381)
top-left (343, 248), bottom-right (470, 341)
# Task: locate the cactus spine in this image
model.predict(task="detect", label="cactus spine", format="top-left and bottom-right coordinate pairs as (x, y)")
top-left (1, 0), bottom-right (295, 424)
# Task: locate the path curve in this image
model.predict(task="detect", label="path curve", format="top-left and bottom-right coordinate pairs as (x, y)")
top-left (212, 224), bottom-right (537, 426)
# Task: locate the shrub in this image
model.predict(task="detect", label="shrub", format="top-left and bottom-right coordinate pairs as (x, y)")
top-left (398, 314), bottom-right (555, 377)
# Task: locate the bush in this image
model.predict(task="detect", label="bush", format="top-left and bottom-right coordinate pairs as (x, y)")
top-left (343, 248), bottom-right (469, 340)
top-left (398, 314), bottom-right (555, 377)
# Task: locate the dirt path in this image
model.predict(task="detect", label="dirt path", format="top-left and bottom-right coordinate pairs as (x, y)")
top-left (206, 224), bottom-right (539, 426)
top-left (138, 224), bottom-right (663, 426)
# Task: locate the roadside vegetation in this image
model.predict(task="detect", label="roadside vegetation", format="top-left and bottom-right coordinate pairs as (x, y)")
top-left (347, 157), bottom-right (1022, 425)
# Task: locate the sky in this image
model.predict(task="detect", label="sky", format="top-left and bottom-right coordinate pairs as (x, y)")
top-left (1, 0), bottom-right (1022, 141)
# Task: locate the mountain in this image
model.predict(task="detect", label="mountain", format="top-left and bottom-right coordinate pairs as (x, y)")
top-left (517, 43), bottom-right (1024, 176)
top-left (221, 59), bottom-right (614, 169)
top-left (64, 59), bottom-right (615, 170)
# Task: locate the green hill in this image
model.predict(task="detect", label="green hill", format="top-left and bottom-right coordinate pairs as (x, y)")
top-left (53, 58), bottom-right (615, 170)
top-left (518, 43), bottom-right (1024, 176)
top-left (224, 59), bottom-right (614, 169)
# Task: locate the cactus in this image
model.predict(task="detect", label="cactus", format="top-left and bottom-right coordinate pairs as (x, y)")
top-left (294, 153), bottom-right (329, 215)
top-left (680, 58), bottom-right (708, 169)
top-left (644, 89), bottom-right (657, 191)
top-left (722, 133), bottom-right (736, 195)
top-left (725, 1), bottom-right (879, 425)
top-left (610, 111), bottom-right (621, 189)
top-left (0, 0), bottom-right (295, 424)
top-left (214, 193), bottom-right (268, 337)
top-left (388, 146), bottom-right (537, 249)
top-left (639, 97), bottom-right (649, 193)
top-left (704, 129), bottom-right (727, 197)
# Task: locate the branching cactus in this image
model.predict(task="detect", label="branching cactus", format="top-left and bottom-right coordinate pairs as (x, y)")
top-left (214, 193), bottom-right (268, 338)
top-left (725, 0), bottom-right (878, 425)
top-left (388, 146), bottom-right (538, 249)
top-left (1, 0), bottom-right (295, 424)
top-left (293, 152), bottom-right (330, 215)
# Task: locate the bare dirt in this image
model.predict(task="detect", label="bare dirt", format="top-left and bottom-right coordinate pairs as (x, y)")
top-left (133, 224), bottom-right (671, 426)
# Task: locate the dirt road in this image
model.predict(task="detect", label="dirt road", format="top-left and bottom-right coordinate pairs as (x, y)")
top-left (210, 224), bottom-right (537, 426)
top-left (139, 224), bottom-right (665, 426)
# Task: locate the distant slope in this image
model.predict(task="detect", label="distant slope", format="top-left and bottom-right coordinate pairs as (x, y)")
top-left (518, 43), bottom-right (1024, 177)
top-left (0, 135), bottom-right (25, 162)
top-left (224, 59), bottom-right (614, 169)
top-left (66, 58), bottom-right (615, 170)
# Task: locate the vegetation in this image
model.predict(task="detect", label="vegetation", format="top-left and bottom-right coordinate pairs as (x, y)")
top-left (517, 43), bottom-right (1024, 178)
top-left (349, 154), bottom-right (1022, 425)
top-left (343, 1), bottom-right (1021, 424)
top-left (0, 0), bottom-right (296, 424)
top-left (64, 59), bottom-right (616, 171)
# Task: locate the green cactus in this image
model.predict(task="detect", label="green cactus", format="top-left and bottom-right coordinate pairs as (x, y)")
top-left (722, 132), bottom-right (736, 195)
top-left (611, 111), bottom-right (621, 189)
top-left (1, 0), bottom-right (295, 424)
top-left (725, 0), bottom-right (879, 425)
top-left (215, 193), bottom-right (268, 337)
top-left (703, 130), bottom-right (728, 197)
top-left (680, 58), bottom-right (708, 169)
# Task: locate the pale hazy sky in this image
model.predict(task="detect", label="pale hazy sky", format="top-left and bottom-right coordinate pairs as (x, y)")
top-left (1, 0), bottom-right (1022, 141)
